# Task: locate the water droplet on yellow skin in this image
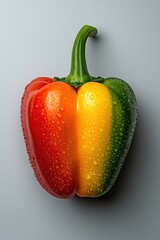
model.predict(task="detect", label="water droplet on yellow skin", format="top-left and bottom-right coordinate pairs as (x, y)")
top-left (86, 174), bottom-right (92, 180)
top-left (93, 161), bottom-right (97, 165)
top-left (90, 95), bottom-right (94, 100)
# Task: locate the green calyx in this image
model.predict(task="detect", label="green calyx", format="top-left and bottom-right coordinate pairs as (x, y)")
top-left (65, 25), bottom-right (98, 88)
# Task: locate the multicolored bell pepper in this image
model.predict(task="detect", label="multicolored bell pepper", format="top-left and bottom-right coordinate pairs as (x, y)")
top-left (21, 25), bottom-right (137, 198)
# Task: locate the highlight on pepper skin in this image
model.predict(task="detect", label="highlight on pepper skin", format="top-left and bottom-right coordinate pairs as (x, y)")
top-left (21, 25), bottom-right (137, 198)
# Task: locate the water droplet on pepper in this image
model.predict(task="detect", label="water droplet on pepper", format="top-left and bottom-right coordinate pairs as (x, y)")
top-left (90, 95), bottom-right (94, 100)
top-left (57, 113), bottom-right (62, 118)
top-left (59, 107), bottom-right (64, 112)
top-left (86, 174), bottom-right (92, 180)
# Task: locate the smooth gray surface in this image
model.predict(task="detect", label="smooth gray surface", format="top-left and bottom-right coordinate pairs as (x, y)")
top-left (0, 0), bottom-right (160, 239)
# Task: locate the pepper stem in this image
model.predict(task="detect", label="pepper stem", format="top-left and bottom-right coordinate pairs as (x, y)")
top-left (65, 25), bottom-right (98, 87)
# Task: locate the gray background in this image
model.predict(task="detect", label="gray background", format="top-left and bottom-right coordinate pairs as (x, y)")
top-left (0, 0), bottom-right (160, 239)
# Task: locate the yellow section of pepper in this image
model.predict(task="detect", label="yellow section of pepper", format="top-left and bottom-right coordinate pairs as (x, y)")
top-left (76, 82), bottom-right (113, 197)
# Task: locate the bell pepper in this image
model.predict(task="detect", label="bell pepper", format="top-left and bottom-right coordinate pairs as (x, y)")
top-left (21, 25), bottom-right (137, 198)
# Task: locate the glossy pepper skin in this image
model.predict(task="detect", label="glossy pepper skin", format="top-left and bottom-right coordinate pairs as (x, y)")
top-left (21, 25), bottom-right (137, 198)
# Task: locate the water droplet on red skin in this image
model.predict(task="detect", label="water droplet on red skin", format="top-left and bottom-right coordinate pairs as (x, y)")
top-left (57, 112), bottom-right (62, 118)
top-left (59, 107), bottom-right (65, 112)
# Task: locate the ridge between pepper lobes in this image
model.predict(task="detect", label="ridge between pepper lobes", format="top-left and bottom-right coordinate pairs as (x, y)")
top-left (21, 25), bottom-right (137, 198)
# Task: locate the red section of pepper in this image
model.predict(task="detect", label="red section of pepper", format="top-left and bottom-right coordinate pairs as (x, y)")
top-left (21, 77), bottom-right (79, 198)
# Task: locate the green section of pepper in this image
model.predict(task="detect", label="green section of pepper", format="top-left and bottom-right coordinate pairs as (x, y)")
top-left (100, 78), bottom-right (137, 195)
